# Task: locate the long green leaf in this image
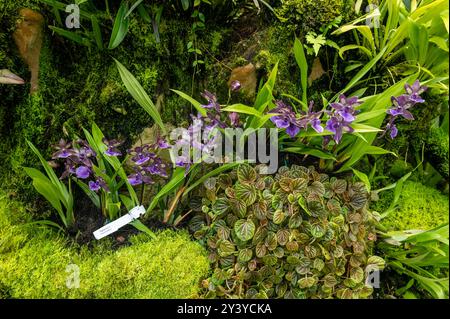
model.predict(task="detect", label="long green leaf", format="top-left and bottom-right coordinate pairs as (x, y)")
top-left (115, 59), bottom-right (166, 133)
top-left (108, 1), bottom-right (130, 49)
top-left (171, 89), bottom-right (207, 117)
top-left (294, 38), bottom-right (308, 104)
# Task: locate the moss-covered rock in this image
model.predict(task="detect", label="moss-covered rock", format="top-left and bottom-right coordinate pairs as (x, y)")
top-left (378, 181), bottom-right (449, 231)
top-left (0, 195), bottom-right (209, 299)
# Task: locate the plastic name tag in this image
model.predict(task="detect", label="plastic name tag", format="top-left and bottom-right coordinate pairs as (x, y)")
top-left (93, 205), bottom-right (146, 240)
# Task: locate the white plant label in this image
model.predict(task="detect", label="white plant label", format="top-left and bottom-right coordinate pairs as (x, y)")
top-left (93, 205), bottom-right (146, 240)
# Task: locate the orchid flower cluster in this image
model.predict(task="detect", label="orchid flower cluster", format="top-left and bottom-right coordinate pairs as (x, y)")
top-left (268, 80), bottom-right (427, 144)
top-left (126, 138), bottom-right (170, 186)
top-left (52, 138), bottom-right (110, 192)
top-left (173, 89), bottom-right (241, 171)
top-left (325, 95), bottom-right (361, 144)
top-left (384, 80), bottom-right (427, 139)
top-left (51, 136), bottom-right (170, 192)
top-left (269, 100), bottom-right (324, 138)
top-left (269, 94), bottom-right (360, 143)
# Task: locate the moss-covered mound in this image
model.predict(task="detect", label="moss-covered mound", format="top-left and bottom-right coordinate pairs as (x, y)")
top-left (0, 195), bottom-right (209, 299)
top-left (380, 181), bottom-right (449, 231)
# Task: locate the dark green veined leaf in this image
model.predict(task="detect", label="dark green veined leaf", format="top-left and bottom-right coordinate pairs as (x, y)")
top-left (350, 267), bottom-right (364, 283)
top-left (238, 248), bottom-right (253, 263)
top-left (234, 219), bottom-right (256, 241)
top-left (235, 183), bottom-right (257, 206)
top-left (212, 198), bottom-right (230, 216)
top-left (309, 181), bottom-right (325, 196)
top-left (237, 164), bottom-right (257, 184)
top-left (253, 200), bottom-right (268, 220)
top-left (276, 229), bottom-right (290, 246)
top-left (256, 242), bottom-right (267, 258)
top-left (323, 274), bottom-right (338, 288)
top-left (217, 224), bottom-right (230, 240)
top-left (309, 224), bottom-right (326, 238)
top-left (307, 200), bottom-right (326, 217)
top-left (273, 209), bottom-right (286, 224)
top-left (349, 192), bottom-right (367, 210)
top-left (298, 276), bottom-right (317, 289)
top-left (265, 231), bottom-right (278, 250)
top-left (253, 226), bottom-right (268, 245)
top-left (288, 214), bottom-right (302, 229)
top-left (331, 178), bottom-right (347, 194)
top-left (218, 240), bottom-right (235, 257)
top-left (229, 198), bottom-right (247, 218)
top-left (276, 282), bottom-right (288, 297)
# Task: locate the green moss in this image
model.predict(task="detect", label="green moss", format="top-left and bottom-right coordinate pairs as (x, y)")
top-left (0, 195), bottom-right (209, 299)
top-left (426, 127), bottom-right (449, 179)
top-left (380, 181), bottom-right (449, 231)
top-left (275, 0), bottom-right (344, 34)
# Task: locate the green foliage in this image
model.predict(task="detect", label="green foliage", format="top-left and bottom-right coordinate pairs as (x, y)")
top-left (333, 0), bottom-right (449, 93)
top-left (0, 195), bottom-right (209, 299)
top-left (193, 164), bottom-right (382, 299)
top-left (379, 181), bottom-right (449, 231)
top-left (378, 224), bottom-right (449, 299)
top-left (426, 127), bottom-right (449, 179)
top-left (276, 0), bottom-right (344, 34)
top-left (24, 140), bottom-right (74, 229)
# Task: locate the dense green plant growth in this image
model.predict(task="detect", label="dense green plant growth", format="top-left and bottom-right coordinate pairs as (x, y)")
top-left (192, 164), bottom-right (383, 298)
top-left (0, 194), bottom-right (209, 299)
top-left (376, 181), bottom-right (449, 231)
top-left (426, 127), bottom-right (449, 180)
top-left (275, 0), bottom-right (344, 34)
top-left (378, 224), bottom-right (449, 299)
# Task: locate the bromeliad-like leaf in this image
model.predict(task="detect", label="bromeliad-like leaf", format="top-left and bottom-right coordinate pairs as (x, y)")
top-left (234, 219), bottom-right (256, 242)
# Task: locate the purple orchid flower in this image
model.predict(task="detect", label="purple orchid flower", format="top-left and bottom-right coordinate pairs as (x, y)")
top-left (89, 177), bottom-right (109, 192)
top-left (52, 139), bottom-right (73, 159)
top-left (75, 166), bottom-right (91, 179)
top-left (383, 81), bottom-right (427, 139)
top-left (201, 90), bottom-right (221, 112)
top-left (269, 100), bottom-right (302, 138)
top-left (325, 115), bottom-right (354, 144)
top-left (229, 112), bottom-right (240, 127)
top-left (102, 138), bottom-right (123, 156)
top-left (230, 80), bottom-right (241, 92)
top-left (157, 138), bottom-right (170, 149)
top-left (330, 94), bottom-right (360, 122)
top-left (405, 80), bottom-right (427, 103)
